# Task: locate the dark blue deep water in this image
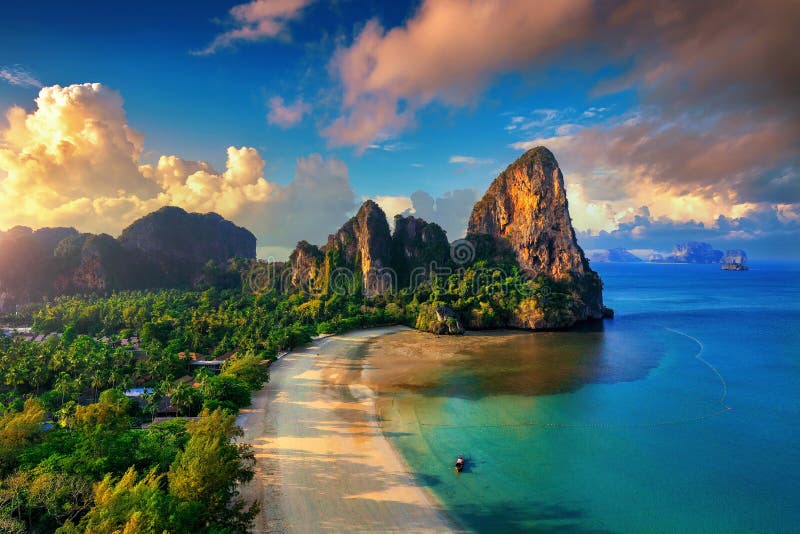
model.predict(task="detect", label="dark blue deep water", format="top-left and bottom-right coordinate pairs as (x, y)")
top-left (378, 261), bottom-right (800, 533)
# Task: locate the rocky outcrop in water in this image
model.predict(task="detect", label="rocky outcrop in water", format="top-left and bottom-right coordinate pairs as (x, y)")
top-left (723, 249), bottom-right (748, 265)
top-left (662, 242), bottom-right (724, 263)
top-left (722, 249), bottom-right (749, 271)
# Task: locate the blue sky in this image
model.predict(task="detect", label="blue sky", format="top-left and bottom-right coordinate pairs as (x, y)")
top-left (1, 0), bottom-right (798, 258)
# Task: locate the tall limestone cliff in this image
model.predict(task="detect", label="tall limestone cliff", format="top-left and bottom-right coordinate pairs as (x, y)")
top-left (468, 146), bottom-right (607, 326)
top-left (290, 200), bottom-right (393, 297)
top-left (288, 240), bottom-right (324, 290)
top-left (327, 200), bottom-right (393, 297)
top-left (119, 206), bottom-right (256, 266)
top-left (286, 147), bottom-right (609, 331)
top-left (290, 205), bottom-right (455, 296)
top-left (119, 206), bottom-right (256, 287)
top-left (391, 215), bottom-right (450, 287)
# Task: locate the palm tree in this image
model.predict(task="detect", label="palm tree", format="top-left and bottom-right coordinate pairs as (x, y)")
top-left (141, 389), bottom-right (163, 422)
top-left (169, 381), bottom-right (193, 416)
top-left (54, 372), bottom-right (72, 407)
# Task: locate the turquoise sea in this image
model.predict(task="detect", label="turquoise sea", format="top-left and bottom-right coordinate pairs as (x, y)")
top-left (374, 261), bottom-right (800, 533)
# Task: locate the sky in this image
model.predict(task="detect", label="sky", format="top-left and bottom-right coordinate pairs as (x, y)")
top-left (0, 0), bottom-right (798, 259)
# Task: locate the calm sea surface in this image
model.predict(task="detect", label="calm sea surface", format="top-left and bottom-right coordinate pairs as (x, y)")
top-left (374, 261), bottom-right (800, 533)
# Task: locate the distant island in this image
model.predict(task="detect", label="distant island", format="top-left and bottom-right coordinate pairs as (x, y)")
top-left (657, 241), bottom-right (724, 263)
top-left (652, 242), bottom-right (750, 270)
top-left (588, 248), bottom-right (643, 263)
top-left (588, 242), bottom-right (749, 269)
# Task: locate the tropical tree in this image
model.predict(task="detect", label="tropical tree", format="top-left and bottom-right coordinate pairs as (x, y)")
top-left (0, 399), bottom-right (45, 474)
top-left (168, 409), bottom-right (258, 529)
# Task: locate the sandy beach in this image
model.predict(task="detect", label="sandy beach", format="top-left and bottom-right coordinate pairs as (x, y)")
top-left (237, 326), bottom-right (455, 533)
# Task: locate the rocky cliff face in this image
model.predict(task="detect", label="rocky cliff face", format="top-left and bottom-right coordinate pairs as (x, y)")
top-left (391, 215), bottom-right (450, 287)
top-left (290, 205), bottom-right (454, 296)
top-left (119, 206), bottom-right (256, 287)
top-left (120, 206), bottom-right (256, 265)
top-left (468, 147), bottom-right (606, 325)
top-left (469, 147), bottom-right (591, 277)
top-left (289, 200), bottom-right (394, 297)
top-left (0, 207), bottom-right (256, 311)
top-left (326, 200), bottom-right (393, 297)
top-left (288, 240), bottom-right (324, 290)
top-left (0, 226), bottom-right (79, 312)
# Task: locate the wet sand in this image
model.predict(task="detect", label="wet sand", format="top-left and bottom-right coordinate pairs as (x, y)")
top-left (237, 326), bottom-right (455, 533)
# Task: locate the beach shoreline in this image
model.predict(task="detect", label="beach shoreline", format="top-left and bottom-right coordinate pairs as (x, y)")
top-left (238, 326), bottom-right (457, 533)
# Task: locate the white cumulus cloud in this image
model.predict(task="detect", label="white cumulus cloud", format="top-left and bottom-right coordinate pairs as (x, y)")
top-left (0, 83), bottom-right (355, 255)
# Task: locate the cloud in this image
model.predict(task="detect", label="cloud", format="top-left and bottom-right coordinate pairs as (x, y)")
top-left (367, 141), bottom-right (413, 152)
top-left (577, 204), bottom-right (800, 258)
top-left (324, 0), bottom-right (592, 148)
top-left (0, 83), bottom-right (158, 228)
top-left (504, 115), bottom-right (525, 131)
top-left (322, 92), bottom-right (415, 152)
top-left (196, 0), bottom-right (312, 55)
top-left (0, 65), bottom-right (42, 88)
top-left (0, 83), bottom-right (355, 255)
top-left (507, 119), bottom-right (800, 257)
top-left (242, 153), bottom-right (356, 249)
top-left (449, 155), bottom-right (494, 166)
top-left (596, 1), bottom-right (800, 118)
top-left (564, 183), bottom-right (617, 234)
top-left (141, 150), bottom-right (355, 251)
top-left (515, 110), bottom-right (799, 212)
top-left (403, 188), bottom-right (480, 239)
top-left (139, 147), bottom-right (275, 219)
top-left (369, 195), bottom-right (414, 222)
top-left (325, 0), bottom-right (799, 248)
top-left (329, 0), bottom-right (788, 150)
top-left (267, 96), bottom-right (310, 128)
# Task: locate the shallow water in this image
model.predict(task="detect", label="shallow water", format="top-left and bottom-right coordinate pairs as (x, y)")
top-left (367, 261), bottom-right (800, 533)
